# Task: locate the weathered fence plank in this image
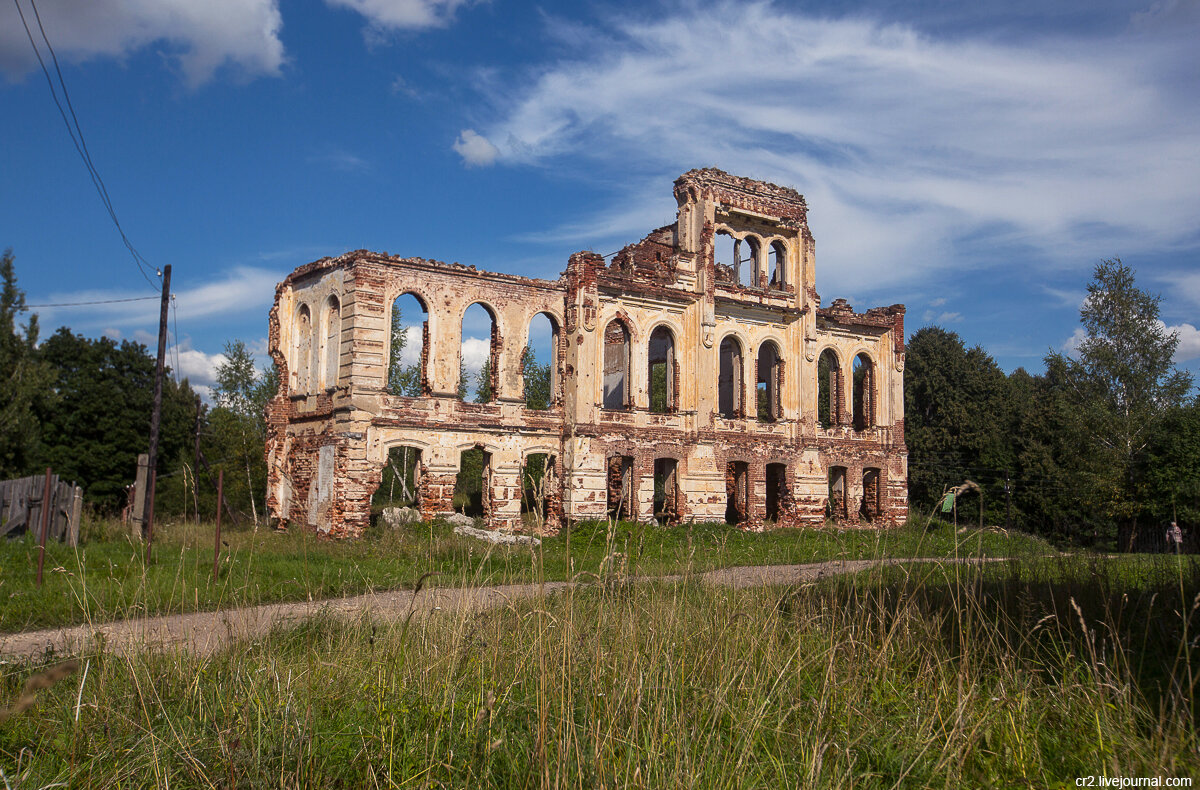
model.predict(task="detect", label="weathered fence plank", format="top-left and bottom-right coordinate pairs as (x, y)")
top-left (0, 473), bottom-right (82, 546)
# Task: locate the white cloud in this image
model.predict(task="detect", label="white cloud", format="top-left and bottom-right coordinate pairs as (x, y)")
top-left (325, 0), bottom-right (470, 32)
top-left (1165, 322), bottom-right (1200, 363)
top-left (308, 148), bottom-right (370, 173)
top-left (922, 310), bottom-right (963, 324)
top-left (103, 327), bottom-right (121, 339)
top-left (452, 129), bottom-right (500, 167)
top-left (929, 297), bottom-right (947, 308)
top-left (460, 335), bottom-right (491, 397)
top-left (470, 3), bottom-right (1200, 298)
top-left (31, 266), bottom-right (285, 333)
top-left (172, 345), bottom-right (226, 390)
top-left (0, 0), bottom-right (284, 88)
top-left (396, 325), bottom-right (423, 367)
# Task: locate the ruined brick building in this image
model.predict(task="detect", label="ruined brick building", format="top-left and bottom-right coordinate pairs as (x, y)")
top-left (265, 169), bottom-right (908, 537)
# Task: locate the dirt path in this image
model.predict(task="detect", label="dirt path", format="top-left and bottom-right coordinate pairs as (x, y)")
top-left (0, 558), bottom-right (997, 660)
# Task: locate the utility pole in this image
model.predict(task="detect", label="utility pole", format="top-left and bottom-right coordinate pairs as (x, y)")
top-left (193, 394), bottom-right (202, 524)
top-left (141, 264), bottom-right (171, 538)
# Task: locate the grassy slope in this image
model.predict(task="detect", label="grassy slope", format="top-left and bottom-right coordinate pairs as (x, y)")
top-left (2, 556), bottom-right (1195, 787)
top-left (0, 517), bottom-right (1053, 634)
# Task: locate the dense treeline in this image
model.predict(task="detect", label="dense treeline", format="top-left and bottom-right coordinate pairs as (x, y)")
top-left (0, 249), bottom-right (274, 524)
top-left (906, 259), bottom-right (1197, 548)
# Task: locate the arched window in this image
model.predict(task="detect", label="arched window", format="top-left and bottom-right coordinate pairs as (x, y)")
top-left (461, 303), bottom-right (499, 403)
top-left (602, 318), bottom-right (631, 410)
top-left (388, 293), bottom-right (429, 396)
top-left (756, 341), bottom-right (782, 422)
top-left (715, 230), bottom-right (738, 284)
top-left (294, 303), bottom-right (312, 394)
top-left (322, 295), bottom-right (340, 390)
top-left (817, 348), bottom-right (841, 428)
top-left (853, 353), bottom-right (875, 430)
top-left (718, 336), bottom-right (744, 418)
top-left (648, 326), bottom-right (676, 413)
top-left (524, 312), bottom-right (558, 409)
top-left (740, 235), bottom-right (762, 287)
top-left (769, 241), bottom-right (786, 288)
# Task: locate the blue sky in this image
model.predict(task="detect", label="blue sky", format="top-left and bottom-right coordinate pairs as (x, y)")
top-left (2, 0), bottom-right (1198, 399)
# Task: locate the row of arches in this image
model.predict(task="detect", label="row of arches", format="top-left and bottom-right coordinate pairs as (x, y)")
top-left (292, 295), bottom-right (341, 394)
top-left (289, 290), bottom-right (878, 429)
top-left (387, 293), bottom-right (560, 406)
top-left (714, 230), bottom-right (788, 289)
top-left (817, 348), bottom-right (876, 431)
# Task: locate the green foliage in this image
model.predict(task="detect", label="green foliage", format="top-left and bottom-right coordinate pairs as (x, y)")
top-left (474, 354), bottom-right (494, 403)
top-left (0, 250), bottom-right (52, 478)
top-left (32, 327), bottom-right (196, 510)
top-left (387, 301), bottom-right (423, 396)
top-left (521, 344), bottom-right (551, 409)
top-left (904, 326), bottom-right (1014, 526)
top-left (373, 446), bottom-right (420, 511)
top-left (1043, 259), bottom-right (1193, 545)
top-left (817, 351), bottom-right (832, 427)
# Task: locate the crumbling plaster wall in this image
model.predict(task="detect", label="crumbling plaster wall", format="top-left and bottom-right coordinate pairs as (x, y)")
top-left (266, 169), bottom-right (908, 537)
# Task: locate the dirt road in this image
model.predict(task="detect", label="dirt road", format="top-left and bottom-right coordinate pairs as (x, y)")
top-left (0, 558), bottom-right (993, 660)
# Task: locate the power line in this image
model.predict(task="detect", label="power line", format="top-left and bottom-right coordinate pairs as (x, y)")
top-left (13, 0), bottom-right (160, 290)
top-left (22, 295), bottom-right (160, 309)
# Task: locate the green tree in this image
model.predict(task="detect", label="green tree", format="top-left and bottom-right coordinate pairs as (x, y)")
top-left (387, 302), bottom-right (423, 396)
top-left (0, 249), bottom-right (52, 478)
top-left (33, 327), bottom-right (195, 510)
top-left (211, 340), bottom-right (275, 527)
top-left (1141, 398), bottom-right (1200, 528)
top-left (521, 344), bottom-right (551, 410)
top-left (1045, 259), bottom-right (1193, 548)
top-left (904, 326), bottom-right (1014, 525)
top-left (474, 355), bottom-right (494, 403)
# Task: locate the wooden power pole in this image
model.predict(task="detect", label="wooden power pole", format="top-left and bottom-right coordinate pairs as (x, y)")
top-left (141, 264), bottom-right (171, 538)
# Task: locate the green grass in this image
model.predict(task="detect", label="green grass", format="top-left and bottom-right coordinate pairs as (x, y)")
top-left (0, 516), bottom-right (1053, 634)
top-left (2, 554), bottom-right (1195, 787)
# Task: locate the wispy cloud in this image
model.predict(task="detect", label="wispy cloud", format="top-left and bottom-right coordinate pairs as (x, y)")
top-left (29, 266), bottom-right (285, 333)
top-left (467, 2), bottom-right (1200, 300)
top-left (308, 148), bottom-right (371, 173)
top-left (325, 0), bottom-right (471, 34)
top-left (0, 0), bottom-right (284, 88)
top-left (452, 129), bottom-right (500, 167)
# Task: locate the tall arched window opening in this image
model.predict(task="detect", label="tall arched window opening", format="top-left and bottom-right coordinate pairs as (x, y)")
top-left (294, 303), bottom-right (312, 394)
top-left (602, 318), bottom-right (631, 410)
top-left (523, 312), bottom-right (558, 410)
top-left (653, 458), bottom-right (680, 525)
top-left (725, 461), bottom-right (748, 524)
top-left (756, 341), bottom-right (782, 422)
top-left (765, 463), bottom-right (789, 522)
top-left (372, 446), bottom-right (422, 513)
top-left (648, 326), bottom-right (676, 413)
top-left (853, 353), bottom-right (875, 430)
top-left (461, 303), bottom-right (499, 403)
top-left (740, 236), bottom-right (761, 286)
top-left (718, 336), bottom-right (744, 418)
top-left (321, 295), bottom-right (340, 390)
top-left (454, 446), bottom-right (492, 518)
top-left (769, 241), bottom-right (786, 288)
top-left (388, 293), bottom-right (429, 396)
top-left (715, 230), bottom-right (738, 284)
top-left (817, 349), bottom-right (841, 428)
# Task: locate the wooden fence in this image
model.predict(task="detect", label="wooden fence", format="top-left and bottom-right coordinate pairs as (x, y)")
top-left (0, 473), bottom-right (82, 546)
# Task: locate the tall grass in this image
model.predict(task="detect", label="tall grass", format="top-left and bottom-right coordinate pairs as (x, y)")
top-left (0, 516), bottom-right (1053, 633)
top-left (2, 553), bottom-right (1196, 787)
